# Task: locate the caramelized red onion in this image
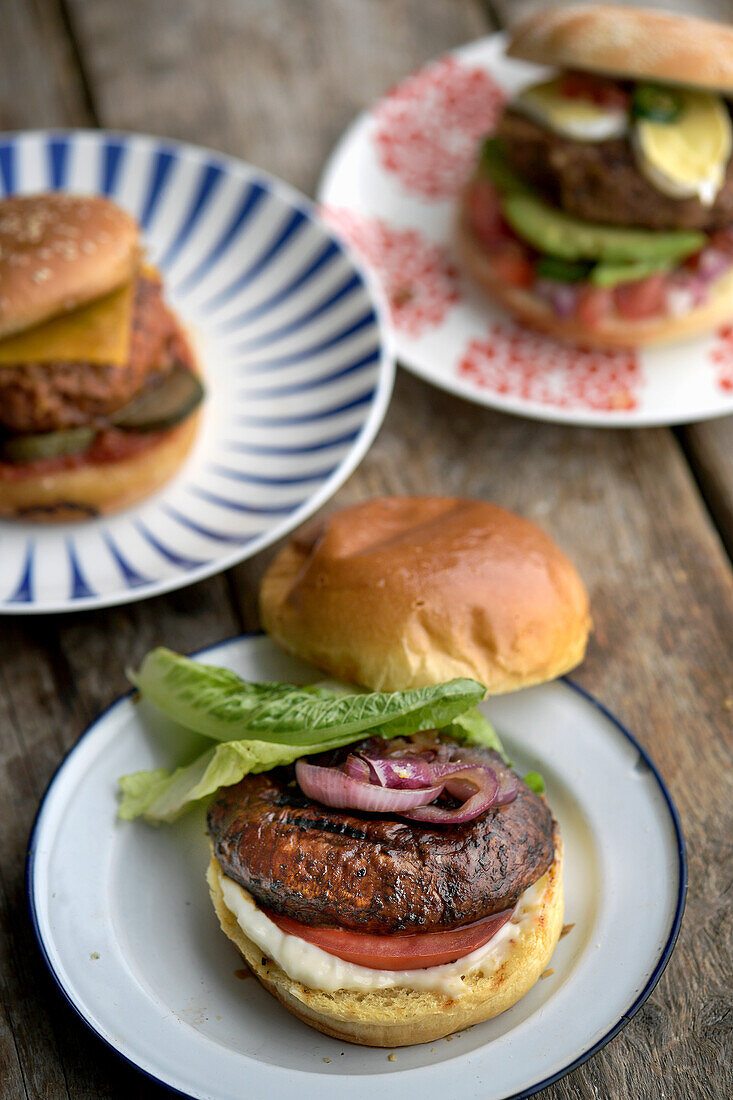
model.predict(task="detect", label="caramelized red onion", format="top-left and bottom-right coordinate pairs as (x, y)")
top-left (295, 746), bottom-right (520, 824)
top-left (402, 765), bottom-right (499, 824)
top-left (295, 759), bottom-right (443, 813)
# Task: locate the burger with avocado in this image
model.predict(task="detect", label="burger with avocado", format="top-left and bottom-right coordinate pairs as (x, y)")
top-left (0, 192), bottom-right (203, 520)
top-left (121, 497), bottom-right (591, 1047)
top-left (459, 4), bottom-right (733, 347)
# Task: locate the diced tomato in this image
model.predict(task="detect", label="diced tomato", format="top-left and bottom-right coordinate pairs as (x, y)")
top-left (491, 242), bottom-right (535, 288)
top-left (266, 906), bottom-right (515, 970)
top-left (613, 273), bottom-right (668, 320)
top-left (559, 70), bottom-right (630, 110)
top-left (465, 179), bottom-right (510, 249)
top-left (575, 285), bottom-right (614, 329)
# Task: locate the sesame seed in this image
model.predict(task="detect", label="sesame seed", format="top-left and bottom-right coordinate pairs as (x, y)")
top-left (32, 267), bottom-right (52, 283)
top-left (81, 240), bottom-right (96, 254)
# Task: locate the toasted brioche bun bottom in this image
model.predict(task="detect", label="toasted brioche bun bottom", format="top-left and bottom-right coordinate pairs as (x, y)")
top-left (457, 215), bottom-right (733, 350)
top-left (206, 834), bottom-right (564, 1048)
top-left (0, 409), bottom-right (200, 521)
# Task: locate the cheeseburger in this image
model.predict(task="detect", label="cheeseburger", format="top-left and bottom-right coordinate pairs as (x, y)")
top-left (202, 497), bottom-right (590, 1046)
top-left (0, 192), bottom-right (203, 519)
top-left (459, 5), bottom-right (733, 348)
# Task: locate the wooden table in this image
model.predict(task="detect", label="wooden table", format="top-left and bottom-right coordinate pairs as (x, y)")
top-left (1, 2), bottom-right (731, 1097)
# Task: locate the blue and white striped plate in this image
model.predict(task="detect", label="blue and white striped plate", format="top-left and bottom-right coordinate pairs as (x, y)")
top-left (0, 130), bottom-right (394, 613)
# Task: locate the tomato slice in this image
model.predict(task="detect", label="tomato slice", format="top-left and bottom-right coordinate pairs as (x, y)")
top-left (613, 272), bottom-right (667, 320)
top-left (266, 907), bottom-right (515, 970)
top-left (575, 285), bottom-right (614, 329)
top-left (465, 179), bottom-right (510, 249)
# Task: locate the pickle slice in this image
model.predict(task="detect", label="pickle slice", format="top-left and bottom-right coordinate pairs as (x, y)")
top-left (1, 425), bottom-right (96, 463)
top-left (111, 365), bottom-right (204, 432)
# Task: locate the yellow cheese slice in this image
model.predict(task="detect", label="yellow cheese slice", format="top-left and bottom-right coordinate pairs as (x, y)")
top-left (0, 279), bottom-right (135, 366)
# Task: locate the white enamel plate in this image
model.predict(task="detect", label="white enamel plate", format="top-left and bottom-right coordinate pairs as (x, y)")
top-left (28, 635), bottom-right (685, 1100)
top-left (318, 34), bottom-right (733, 426)
top-left (0, 130), bottom-right (393, 613)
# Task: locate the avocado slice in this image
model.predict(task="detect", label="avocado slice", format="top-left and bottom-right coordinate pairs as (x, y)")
top-left (590, 258), bottom-right (673, 287)
top-left (111, 364), bottom-right (204, 432)
top-left (502, 193), bottom-right (706, 264)
top-left (1, 425), bottom-right (96, 464)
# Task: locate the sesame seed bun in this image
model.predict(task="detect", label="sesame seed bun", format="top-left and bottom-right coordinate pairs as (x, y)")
top-left (207, 833), bottom-right (564, 1047)
top-left (507, 4), bottom-right (733, 96)
top-left (260, 496), bottom-right (590, 695)
top-left (0, 193), bottom-right (139, 339)
top-left (0, 410), bottom-right (200, 521)
top-left (457, 213), bottom-right (733, 350)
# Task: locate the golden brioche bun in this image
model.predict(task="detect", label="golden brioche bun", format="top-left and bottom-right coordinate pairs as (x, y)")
top-left (260, 496), bottom-right (590, 694)
top-left (457, 215), bottom-right (733, 350)
top-left (507, 4), bottom-right (733, 96)
top-left (207, 836), bottom-right (564, 1047)
top-left (0, 410), bottom-right (200, 521)
top-left (0, 193), bottom-right (139, 339)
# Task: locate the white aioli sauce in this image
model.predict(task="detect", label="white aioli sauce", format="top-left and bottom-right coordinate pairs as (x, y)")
top-left (218, 866), bottom-right (548, 998)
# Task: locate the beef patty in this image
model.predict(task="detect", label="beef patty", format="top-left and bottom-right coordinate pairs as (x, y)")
top-left (498, 108), bottom-right (733, 232)
top-left (0, 275), bottom-right (190, 434)
top-left (207, 738), bottom-right (555, 934)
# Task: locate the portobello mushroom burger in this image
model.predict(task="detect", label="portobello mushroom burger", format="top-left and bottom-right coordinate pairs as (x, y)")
top-left (120, 497), bottom-right (590, 1047)
top-left (459, 4), bottom-right (733, 347)
top-left (0, 192), bottom-right (203, 519)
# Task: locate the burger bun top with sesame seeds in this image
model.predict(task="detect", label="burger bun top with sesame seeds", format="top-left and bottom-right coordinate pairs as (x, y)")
top-left (0, 192), bottom-right (139, 340)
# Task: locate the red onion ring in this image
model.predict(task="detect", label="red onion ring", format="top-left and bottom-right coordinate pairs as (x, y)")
top-left (296, 745), bottom-right (520, 824)
top-left (360, 754), bottom-right (436, 789)
top-left (402, 766), bottom-right (499, 824)
top-left (295, 759), bottom-right (443, 814)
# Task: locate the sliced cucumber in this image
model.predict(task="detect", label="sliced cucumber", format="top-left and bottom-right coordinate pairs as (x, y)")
top-left (1, 425), bottom-right (96, 464)
top-left (111, 365), bottom-right (204, 432)
top-left (632, 83), bottom-right (683, 123)
top-left (590, 258), bottom-right (672, 287)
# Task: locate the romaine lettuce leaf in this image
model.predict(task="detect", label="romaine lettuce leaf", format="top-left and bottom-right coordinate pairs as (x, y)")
top-left (128, 648), bottom-right (484, 746)
top-left (447, 707), bottom-right (509, 761)
top-left (120, 649), bottom-right (487, 822)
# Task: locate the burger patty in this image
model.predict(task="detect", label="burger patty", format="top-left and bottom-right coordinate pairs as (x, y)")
top-left (207, 739), bottom-right (555, 934)
top-left (498, 108), bottom-right (733, 232)
top-left (0, 275), bottom-right (191, 434)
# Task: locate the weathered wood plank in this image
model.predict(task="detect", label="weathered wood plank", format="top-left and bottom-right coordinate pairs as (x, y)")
top-left (681, 417), bottom-right (733, 559)
top-left (0, 0), bottom-right (92, 129)
top-left (66, 0), bottom-right (487, 194)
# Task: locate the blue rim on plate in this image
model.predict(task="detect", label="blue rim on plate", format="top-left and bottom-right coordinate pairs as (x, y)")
top-left (0, 131), bottom-right (394, 614)
top-left (26, 634), bottom-right (687, 1100)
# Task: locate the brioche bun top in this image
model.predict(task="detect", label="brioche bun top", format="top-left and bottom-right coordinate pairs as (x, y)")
top-left (507, 4), bottom-right (733, 96)
top-left (0, 192), bottom-right (139, 339)
top-left (260, 496), bottom-right (591, 694)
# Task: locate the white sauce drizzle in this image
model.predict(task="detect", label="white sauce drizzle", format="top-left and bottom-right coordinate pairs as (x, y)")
top-left (217, 866), bottom-right (548, 998)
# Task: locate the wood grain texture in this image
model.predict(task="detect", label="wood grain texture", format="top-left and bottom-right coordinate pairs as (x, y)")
top-left (0, 1), bottom-right (730, 1098)
top-left (681, 417), bottom-right (733, 559)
